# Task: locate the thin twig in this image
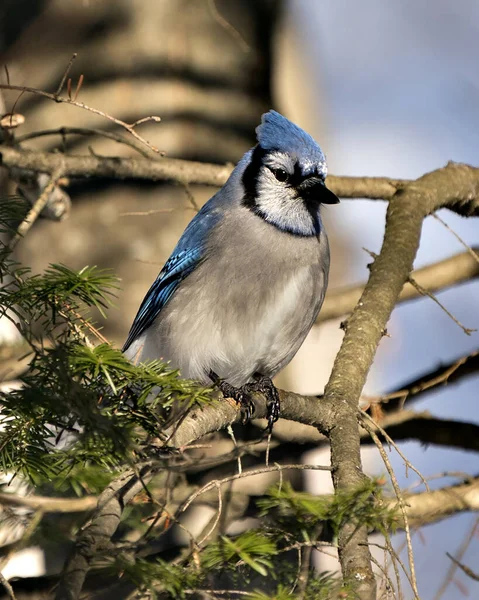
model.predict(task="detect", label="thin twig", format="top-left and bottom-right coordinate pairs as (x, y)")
top-left (208, 0), bottom-right (250, 53)
top-left (180, 464), bottom-right (331, 513)
top-left (16, 126), bottom-right (155, 159)
top-left (408, 275), bottom-right (476, 335)
top-left (0, 571), bottom-right (16, 600)
top-left (360, 409), bottom-right (430, 491)
top-left (321, 246), bottom-right (479, 323)
top-left (197, 483), bottom-right (222, 546)
top-left (73, 74), bottom-right (84, 102)
top-left (445, 552), bottom-right (479, 581)
top-left (226, 424), bottom-right (242, 475)
top-left (0, 83), bottom-right (163, 154)
top-left (367, 541), bottom-right (404, 600)
top-left (54, 53), bottom-right (78, 98)
top-left (369, 349), bottom-right (479, 409)
top-left (360, 417), bottom-right (420, 600)
top-left (182, 183), bottom-right (201, 211)
top-left (432, 213), bottom-right (479, 265)
top-left (383, 533), bottom-right (403, 600)
top-left (434, 516), bottom-right (479, 598)
top-left (9, 166), bottom-right (64, 249)
top-left (368, 553), bottom-right (397, 600)
top-left (119, 208), bottom-right (175, 217)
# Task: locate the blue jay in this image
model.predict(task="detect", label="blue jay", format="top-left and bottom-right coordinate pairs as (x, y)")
top-left (123, 110), bottom-right (339, 430)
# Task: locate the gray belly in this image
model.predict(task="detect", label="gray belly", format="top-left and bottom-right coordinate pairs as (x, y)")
top-left (125, 209), bottom-right (330, 386)
top-left (128, 260), bottom-right (327, 387)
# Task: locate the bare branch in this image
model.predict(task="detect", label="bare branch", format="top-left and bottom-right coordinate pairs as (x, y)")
top-left (0, 83), bottom-right (162, 154)
top-left (398, 476), bottom-right (479, 528)
top-left (9, 166), bottom-right (64, 249)
top-left (320, 247), bottom-right (479, 322)
top-left (316, 162), bottom-right (479, 598)
top-left (371, 349), bottom-right (479, 409)
top-left (0, 492), bottom-right (97, 513)
top-left (0, 146), bottom-right (232, 187)
top-left (54, 53), bottom-right (78, 98)
top-left (0, 145), bottom-right (409, 196)
top-left (0, 571), bottom-right (16, 600)
top-left (55, 466), bottom-right (155, 600)
top-left (16, 126), bottom-right (155, 159)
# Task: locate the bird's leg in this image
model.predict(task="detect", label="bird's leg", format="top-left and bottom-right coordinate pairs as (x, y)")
top-left (244, 373), bottom-right (281, 433)
top-left (208, 370), bottom-right (255, 423)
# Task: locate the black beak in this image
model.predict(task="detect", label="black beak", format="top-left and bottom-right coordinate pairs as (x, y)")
top-left (298, 179), bottom-right (340, 205)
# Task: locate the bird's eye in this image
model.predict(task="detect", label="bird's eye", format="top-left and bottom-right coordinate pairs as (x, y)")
top-left (271, 168), bottom-right (289, 182)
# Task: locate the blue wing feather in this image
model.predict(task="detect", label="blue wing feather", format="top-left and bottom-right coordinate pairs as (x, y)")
top-left (122, 247), bottom-right (202, 351)
top-left (123, 197), bottom-right (223, 352)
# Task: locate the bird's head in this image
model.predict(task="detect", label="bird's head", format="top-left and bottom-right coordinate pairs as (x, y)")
top-left (241, 110), bottom-right (339, 236)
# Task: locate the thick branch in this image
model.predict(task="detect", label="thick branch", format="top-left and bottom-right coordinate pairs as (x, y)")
top-left (316, 162), bottom-right (479, 599)
top-left (0, 146), bottom-right (232, 187)
top-left (398, 476), bottom-right (479, 529)
top-left (0, 492), bottom-right (96, 513)
top-left (0, 145), bottom-right (406, 197)
top-left (166, 389), bottom-right (335, 448)
top-left (55, 467), bottom-right (154, 600)
top-left (320, 248), bottom-right (479, 323)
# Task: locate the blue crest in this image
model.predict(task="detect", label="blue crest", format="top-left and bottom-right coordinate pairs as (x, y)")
top-left (255, 110), bottom-right (327, 175)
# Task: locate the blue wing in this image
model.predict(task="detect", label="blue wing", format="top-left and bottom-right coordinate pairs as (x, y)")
top-left (122, 247), bottom-right (202, 351)
top-left (123, 196), bottom-right (223, 352)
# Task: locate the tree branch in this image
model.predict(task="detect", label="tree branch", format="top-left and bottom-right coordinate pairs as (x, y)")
top-left (0, 492), bottom-right (97, 513)
top-left (364, 411), bottom-right (479, 453)
top-left (371, 349), bottom-right (479, 411)
top-left (320, 248), bottom-right (479, 323)
top-left (269, 408), bottom-right (479, 455)
top-left (55, 466), bottom-right (155, 600)
top-left (0, 83), bottom-right (162, 155)
top-left (0, 145), bottom-right (407, 196)
top-left (314, 162), bottom-right (479, 599)
top-left (397, 476), bottom-right (479, 529)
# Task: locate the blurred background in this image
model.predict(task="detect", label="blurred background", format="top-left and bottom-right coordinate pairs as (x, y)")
top-left (0, 1), bottom-right (478, 597)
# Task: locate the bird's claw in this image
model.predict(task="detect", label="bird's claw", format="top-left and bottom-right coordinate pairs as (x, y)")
top-left (209, 370), bottom-right (256, 423)
top-left (246, 375), bottom-right (281, 433)
top-left (209, 371), bottom-right (280, 430)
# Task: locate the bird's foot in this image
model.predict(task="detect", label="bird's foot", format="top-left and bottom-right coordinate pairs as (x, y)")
top-left (209, 370), bottom-right (255, 423)
top-left (244, 374), bottom-right (281, 433)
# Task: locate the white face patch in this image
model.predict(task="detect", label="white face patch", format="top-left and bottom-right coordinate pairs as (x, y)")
top-left (255, 168), bottom-right (320, 236)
